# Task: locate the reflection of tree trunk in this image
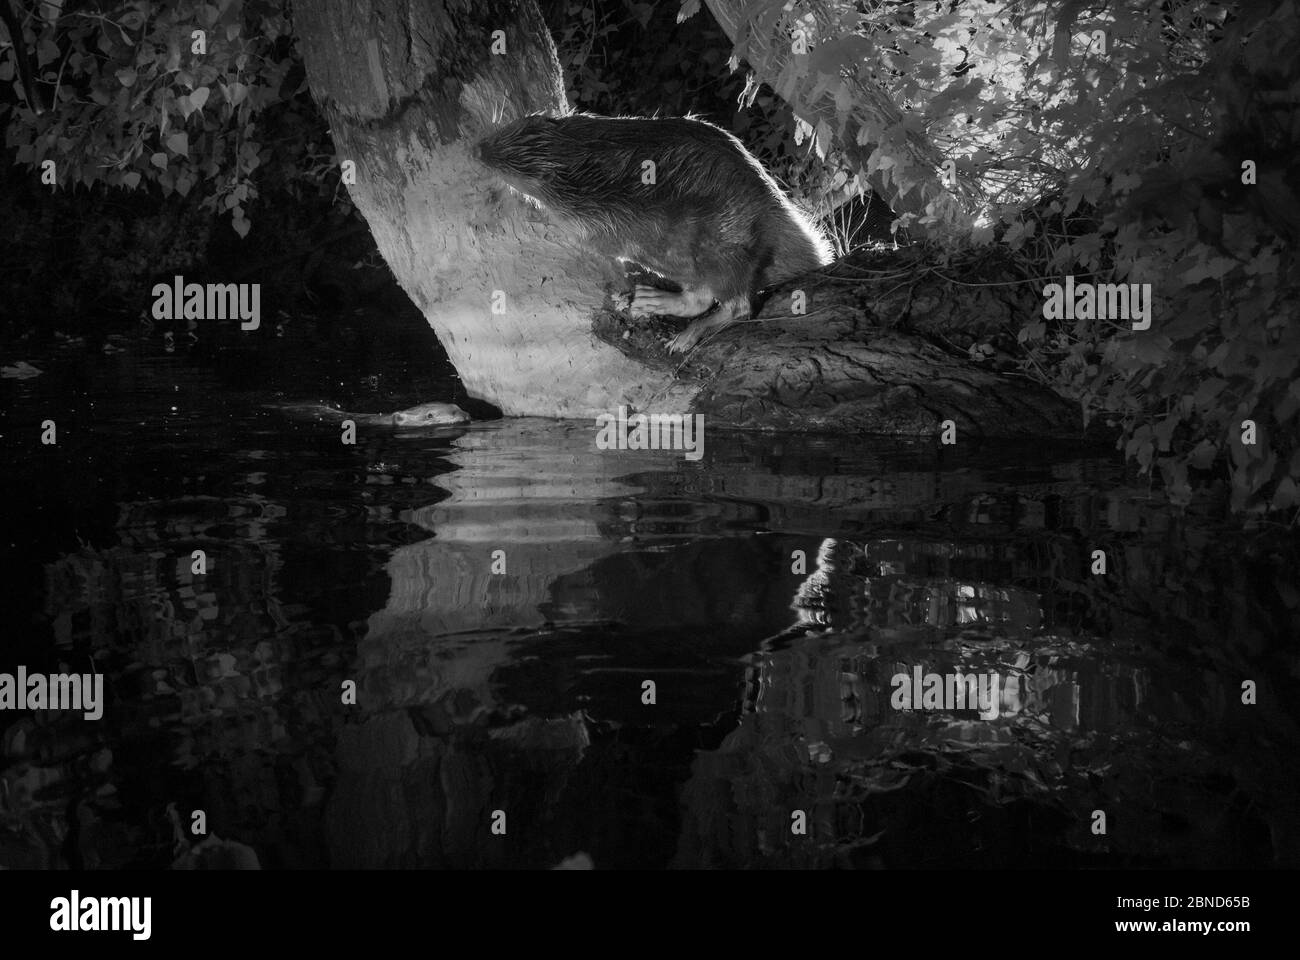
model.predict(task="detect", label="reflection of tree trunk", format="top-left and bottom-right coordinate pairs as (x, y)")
top-left (294, 1), bottom-right (1078, 437)
top-left (324, 709), bottom-right (591, 868)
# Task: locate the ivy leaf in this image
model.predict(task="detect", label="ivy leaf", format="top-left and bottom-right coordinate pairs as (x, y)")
top-left (116, 68), bottom-right (138, 87)
top-left (122, 171), bottom-right (141, 189)
top-left (149, 152), bottom-right (167, 169)
top-left (166, 132), bottom-right (188, 155)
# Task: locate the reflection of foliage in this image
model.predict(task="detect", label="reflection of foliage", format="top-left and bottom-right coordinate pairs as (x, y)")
top-left (669, 518), bottom-right (1299, 868)
top-left (678, 627), bottom-right (1292, 868)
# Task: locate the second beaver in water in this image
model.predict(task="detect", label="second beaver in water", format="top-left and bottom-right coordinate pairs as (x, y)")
top-left (270, 401), bottom-right (470, 427)
top-left (477, 113), bottom-right (833, 354)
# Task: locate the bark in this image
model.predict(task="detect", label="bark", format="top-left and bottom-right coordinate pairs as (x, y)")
top-left (294, 0), bottom-right (1079, 439)
top-left (594, 251), bottom-right (1080, 438)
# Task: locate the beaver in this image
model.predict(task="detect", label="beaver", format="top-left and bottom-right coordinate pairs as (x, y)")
top-left (270, 401), bottom-right (470, 427)
top-left (476, 113), bottom-right (833, 353)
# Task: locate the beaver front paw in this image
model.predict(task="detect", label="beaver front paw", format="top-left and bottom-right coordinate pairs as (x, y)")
top-left (629, 284), bottom-right (719, 320)
top-left (628, 285), bottom-right (676, 318)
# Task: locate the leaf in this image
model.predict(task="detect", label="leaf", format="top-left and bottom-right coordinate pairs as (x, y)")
top-left (1153, 410), bottom-right (1180, 452)
top-left (1192, 377), bottom-right (1227, 407)
top-left (122, 170), bottom-right (141, 189)
top-left (116, 68), bottom-right (138, 87)
top-left (1189, 441), bottom-right (1217, 470)
top-left (1272, 477), bottom-right (1298, 511)
top-left (189, 86), bottom-right (209, 110)
top-left (37, 37), bottom-right (59, 68)
top-left (166, 132), bottom-right (188, 156)
top-left (232, 215), bottom-right (250, 238)
top-left (150, 152), bottom-right (167, 169)
top-left (813, 119), bottom-right (831, 157)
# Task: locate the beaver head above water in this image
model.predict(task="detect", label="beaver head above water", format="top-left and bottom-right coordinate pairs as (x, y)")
top-left (476, 112), bottom-right (833, 353)
top-left (388, 402), bottom-right (470, 427)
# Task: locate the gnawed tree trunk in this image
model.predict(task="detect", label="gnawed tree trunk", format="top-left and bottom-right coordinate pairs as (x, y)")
top-left (295, 0), bottom-right (1079, 439)
top-left (295, 0), bottom-right (694, 417)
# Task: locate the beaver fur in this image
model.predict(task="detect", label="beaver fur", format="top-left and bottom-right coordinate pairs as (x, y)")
top-left (477, 113), bottom-right (832, 353)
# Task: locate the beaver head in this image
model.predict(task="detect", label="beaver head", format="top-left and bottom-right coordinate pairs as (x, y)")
top-left (390, 402), bottom-right (470, 427)
top-left (476, 115), bottom-right (570, 203)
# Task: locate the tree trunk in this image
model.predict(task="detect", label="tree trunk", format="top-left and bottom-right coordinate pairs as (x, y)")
top-left (294, 0), bottom-right (1079, 439)
top-left (295, 0), bottom-right (693, 418)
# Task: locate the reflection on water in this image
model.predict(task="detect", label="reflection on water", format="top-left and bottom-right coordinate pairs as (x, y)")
top-left (1, 334), bottom-right (1298, 870)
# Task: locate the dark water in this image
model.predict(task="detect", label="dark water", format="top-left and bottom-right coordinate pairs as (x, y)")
top-left (2, 314), bottom-right (1298, 870)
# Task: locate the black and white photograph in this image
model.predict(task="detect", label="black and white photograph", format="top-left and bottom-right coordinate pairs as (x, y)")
top-left (0, 0), bottom-right (1295, 941)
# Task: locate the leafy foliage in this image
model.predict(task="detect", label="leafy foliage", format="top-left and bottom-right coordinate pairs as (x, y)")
top-left (1, 0), bottom-right (340, 237)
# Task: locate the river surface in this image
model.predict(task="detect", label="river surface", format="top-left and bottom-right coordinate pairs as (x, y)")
top-left (1, 313), bottom-right (1297, 869)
